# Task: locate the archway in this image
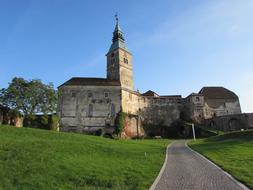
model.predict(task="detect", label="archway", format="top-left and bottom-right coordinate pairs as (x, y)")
top-left (228, 118), bottom-right (240, 131)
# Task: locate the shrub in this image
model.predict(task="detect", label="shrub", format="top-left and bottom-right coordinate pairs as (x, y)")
top-left (115, 111), bottom-right (127, 135)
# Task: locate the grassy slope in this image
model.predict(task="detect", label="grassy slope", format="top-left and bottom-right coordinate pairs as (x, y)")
top-left (0, 125), bottom-right (169, 190)
top-left (189, 130), bottom-right (253, 189)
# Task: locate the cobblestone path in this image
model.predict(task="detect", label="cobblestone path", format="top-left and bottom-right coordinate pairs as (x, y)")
top-left (154, 140), bottom-right (248, 190)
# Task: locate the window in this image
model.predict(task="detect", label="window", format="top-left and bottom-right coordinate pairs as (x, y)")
top-left (124, 58), bottom-right (128, 64)
top-left (196, 97), bottom-right (200, 101)
top-left (88, 91), bottom-right (93, 98)
top-left (88, 104), bottom-right (93, 117)
top-left (104, 91), bottom-right (109, 98)
top-left (111, 104), bottom-right (115, 117)
top-left (71, 92), bottom-right (76, 98)
top-left (111, 53), bottom-right (116, 64)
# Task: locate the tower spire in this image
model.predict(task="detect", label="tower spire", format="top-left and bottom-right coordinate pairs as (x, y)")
top-left (107, 14), bottom-right (129, 54)
top-left (115, 12), bottom-right (118, 23)
top-left (114, 12), bottom-right (120, 30)
top-left (113, 13), bottom-right (123, 42)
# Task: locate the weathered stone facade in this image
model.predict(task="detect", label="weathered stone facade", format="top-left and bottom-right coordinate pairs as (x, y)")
top-left (184, 87), bottom-right (242, 122)
top-left (58, 81), bottom-right (121, 134)
top-left (202, 113), bottom-right (253, 131)
top-left (57, 19), bottom-right (245, 137)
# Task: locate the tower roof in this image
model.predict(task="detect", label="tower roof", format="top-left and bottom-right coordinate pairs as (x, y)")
top-left (107, 16), bottom-right (130, 54)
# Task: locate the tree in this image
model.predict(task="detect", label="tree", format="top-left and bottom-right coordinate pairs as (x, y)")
top-left (0, 77), bottom-right (57, 116)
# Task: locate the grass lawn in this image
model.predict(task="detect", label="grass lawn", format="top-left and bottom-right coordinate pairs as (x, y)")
top-left (0, 125), bottom-right (169, 190)
top-left (189, 130), bottom-right (253, 189)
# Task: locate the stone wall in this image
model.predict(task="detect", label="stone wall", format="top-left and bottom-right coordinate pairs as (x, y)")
top-left (107, 49), bottom-right (134, 91)
top-left (203, 99), bottom-right (241, 119)
top-left (121, 115), bottom-right (145, 138)
top-left (121, 89), bottom-right (181, 127)
top-left (202, 113), bottom-right (253, 131)
top-left (184, 94), bottom-right (204, 123)
top-left (58, 85), bottom-right (121, 133)
top-left (118, 50), bottom-right (134, 90)
top-left (121, 89), bottom-right (142, 114)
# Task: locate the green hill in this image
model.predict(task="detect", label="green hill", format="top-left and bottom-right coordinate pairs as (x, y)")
top-left (189, 130), bottom-right (253, 189)
top-left (0, 125), bottom-right (169, 190)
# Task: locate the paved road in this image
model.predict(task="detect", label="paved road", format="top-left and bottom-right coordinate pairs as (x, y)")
top-left (154, 140), bottom-right (247, 190)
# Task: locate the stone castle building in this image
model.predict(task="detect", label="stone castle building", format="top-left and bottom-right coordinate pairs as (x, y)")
top-left (57, 19), bottom-right (242, 137)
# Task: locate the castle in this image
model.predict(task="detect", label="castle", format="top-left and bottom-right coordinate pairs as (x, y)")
top-left (57, 19), bottom-right (242, 137)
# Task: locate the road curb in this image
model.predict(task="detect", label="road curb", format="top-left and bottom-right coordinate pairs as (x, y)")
top-left (149, 141), bottom-right (173, 190)
top-left (185, 141), bottom-right (250, 190)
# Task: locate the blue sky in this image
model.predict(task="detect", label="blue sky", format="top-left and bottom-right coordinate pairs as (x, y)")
top-left (0, 0), bottom-right (253, 112)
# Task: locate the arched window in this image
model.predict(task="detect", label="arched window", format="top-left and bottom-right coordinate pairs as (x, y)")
top-left (88, 104), bottom-right (93, 117)
top-left (111, 104), bottom-right (115, 117)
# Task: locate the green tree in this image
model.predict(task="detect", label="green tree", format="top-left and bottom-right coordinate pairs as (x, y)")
top-left (0, 77), bottom-right (57, 117)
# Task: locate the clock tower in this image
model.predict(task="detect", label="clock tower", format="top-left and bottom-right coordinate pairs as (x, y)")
top-left (106, 18), bottom-right (134, 91)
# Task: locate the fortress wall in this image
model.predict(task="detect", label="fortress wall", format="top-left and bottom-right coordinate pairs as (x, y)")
top-left (121, 89), bottom-right (143, 114)
top-left (202, 113), bottom-right (253, 131)
top-left (58, 85), bottom-right (121, 131)
top-left (203, 100), bottom-right (241, 119)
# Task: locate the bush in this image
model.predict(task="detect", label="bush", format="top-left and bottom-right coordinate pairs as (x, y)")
top-left (115, 111), bottom-right (127, 135)
top-left (24, 114), bottom-right (59, 130)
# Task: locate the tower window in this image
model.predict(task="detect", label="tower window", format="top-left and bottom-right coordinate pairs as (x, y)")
top-left (124, 58), bottom-right (128, 64)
